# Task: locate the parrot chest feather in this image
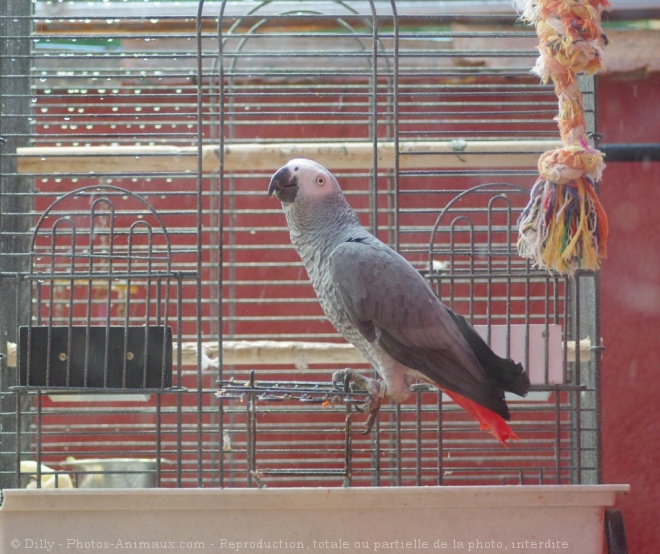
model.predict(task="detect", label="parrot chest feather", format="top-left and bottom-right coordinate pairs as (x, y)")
top-left (292, 227), bottom-right (381, 367)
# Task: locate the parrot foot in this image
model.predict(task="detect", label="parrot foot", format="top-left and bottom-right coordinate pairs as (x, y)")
top-left (331, 369), bottom-right (386, 434)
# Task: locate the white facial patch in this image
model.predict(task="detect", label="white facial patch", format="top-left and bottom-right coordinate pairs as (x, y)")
top-left (288, 159), bottom-right (336, 199)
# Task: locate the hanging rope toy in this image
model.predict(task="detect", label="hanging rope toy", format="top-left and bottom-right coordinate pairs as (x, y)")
top-left (515, 0), bottom-right (610, 274)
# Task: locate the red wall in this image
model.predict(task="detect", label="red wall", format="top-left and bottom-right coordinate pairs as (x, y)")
top-left (598, 74), bottom-right (660, 552)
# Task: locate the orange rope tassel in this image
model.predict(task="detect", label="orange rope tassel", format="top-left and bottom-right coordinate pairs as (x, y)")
top-left (515, 0), bottom-right (610, 274)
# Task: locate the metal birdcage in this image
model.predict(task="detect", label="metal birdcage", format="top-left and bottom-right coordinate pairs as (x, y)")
top-left (1, 0), bottom-right (605, 494)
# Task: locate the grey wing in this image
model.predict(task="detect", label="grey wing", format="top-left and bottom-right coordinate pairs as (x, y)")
top-left (328, 237), bottom-right (510, 419)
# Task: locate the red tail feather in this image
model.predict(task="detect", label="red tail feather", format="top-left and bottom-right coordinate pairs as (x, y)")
top-left (441, 389), bottom-right (520, 447)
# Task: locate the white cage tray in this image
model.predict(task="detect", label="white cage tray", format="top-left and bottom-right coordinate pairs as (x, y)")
top-left (0, 485), bottom-right (628, 553)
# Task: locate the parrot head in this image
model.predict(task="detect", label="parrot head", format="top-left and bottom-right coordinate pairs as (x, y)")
top-left (268, 158), bottom-right (339, 204)
top-left (268, 158), bottom-right (360, 233)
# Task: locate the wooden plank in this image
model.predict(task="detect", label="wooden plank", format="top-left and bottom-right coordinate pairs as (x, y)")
top-left (16, 140), bottom-right (559, 174)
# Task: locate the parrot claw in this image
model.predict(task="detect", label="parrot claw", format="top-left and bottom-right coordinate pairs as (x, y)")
top-left (332, 368), bottom-right (354, 392)
top-left (361, 411), bottom-right (380, 435)
top-left (331, 369), bottom-right (385, 433)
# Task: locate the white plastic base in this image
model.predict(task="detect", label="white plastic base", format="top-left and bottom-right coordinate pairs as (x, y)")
top-left (0, 485), bottom-right (628, 554)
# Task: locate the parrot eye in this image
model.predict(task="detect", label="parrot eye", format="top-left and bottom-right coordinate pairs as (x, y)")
top-left (316, 176), bottom-right (325, 186)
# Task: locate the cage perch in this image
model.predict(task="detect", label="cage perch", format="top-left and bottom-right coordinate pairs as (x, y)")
top-left (6, 334), bottom-right (592, 376)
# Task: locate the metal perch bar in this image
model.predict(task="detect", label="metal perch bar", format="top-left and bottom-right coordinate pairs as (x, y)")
top-left (217, 375), bottom-right (372, 405)
top-left (16, 140), bottom-right (561, 175)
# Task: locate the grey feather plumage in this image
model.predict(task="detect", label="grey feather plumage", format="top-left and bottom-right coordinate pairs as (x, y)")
top-left (268, 158), bottom-right (529, 437)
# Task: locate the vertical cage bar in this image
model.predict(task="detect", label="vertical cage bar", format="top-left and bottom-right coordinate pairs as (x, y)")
top-left (368, 1), bottom-right (378, 236)
top-left (415, 389), bottom-right (422, 486)
top-left (344, 409), bottom-right (352, 487)
top-left (581, 71), bottom-right (602, 485)
top-left (0, 0), bottom-right (32, 488)
top-left (391, 0), bottom-right (400, 252)
top-left (216, 0), bottom-right (228, 489)
top-left (573, 276), bottom-right (583, 483)
top-left (35, 391), bottom-right (42, 488)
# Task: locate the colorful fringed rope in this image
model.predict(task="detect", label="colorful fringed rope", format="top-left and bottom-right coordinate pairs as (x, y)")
top-left (515, 0), bottom-right (610, 275)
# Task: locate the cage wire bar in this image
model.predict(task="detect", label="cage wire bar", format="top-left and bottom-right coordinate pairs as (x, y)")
top-left (0, 0), bottom-right (603, 491)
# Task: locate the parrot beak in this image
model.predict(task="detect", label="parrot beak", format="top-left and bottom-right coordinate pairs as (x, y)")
top-left (268, 166), bottom-right (298, 204)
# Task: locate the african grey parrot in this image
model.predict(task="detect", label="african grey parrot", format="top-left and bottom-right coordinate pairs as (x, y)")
top-left (268, 158), bottom-right (530, 445)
